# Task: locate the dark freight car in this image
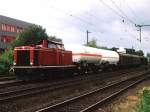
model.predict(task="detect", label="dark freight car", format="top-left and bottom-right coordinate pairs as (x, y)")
top-left (118, 53), bottom-right (142, 67)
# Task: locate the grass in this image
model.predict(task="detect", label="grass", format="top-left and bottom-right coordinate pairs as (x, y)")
top-left (136, 87), bottom-right (150, 112)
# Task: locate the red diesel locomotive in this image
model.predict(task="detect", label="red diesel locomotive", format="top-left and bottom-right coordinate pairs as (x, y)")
top-left (13, 40), bottom-right (77, 80)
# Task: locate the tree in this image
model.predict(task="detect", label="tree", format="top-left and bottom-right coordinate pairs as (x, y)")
top-left (86, 38), bottom-right (97, 48)
top-left (12, 25), bottom-right (62, 47)
top-left (85, 38), bottom-right (109, 50)
top-left (12, 25), bottom-right (48, 47)
top-left (147, 53), bottom-right (150, 58)
top-left (111, 47), bottom-right (118, 51)
top-left (135, 50), bottom-right (144, 56)
top-left (147, 53), bottom-right (150, 62)
top-left (98, 46), bottom-right (109, 50)
top-left (125, 48), bottom-right (135, 54)
top-left (0, 49), bottom-right (13, 74)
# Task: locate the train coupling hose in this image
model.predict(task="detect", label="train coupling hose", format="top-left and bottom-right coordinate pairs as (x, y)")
top-left (9, 67), bottom-right (15, 74)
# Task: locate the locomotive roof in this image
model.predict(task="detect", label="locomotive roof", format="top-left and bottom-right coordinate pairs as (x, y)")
top-left (47, 39), bottom-right (63, 45)
top-left (38, 39), bottom-right (63, 45)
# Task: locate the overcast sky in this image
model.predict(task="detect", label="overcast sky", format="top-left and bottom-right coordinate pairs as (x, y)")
top-left (0, 0), bottom-right (150, 54)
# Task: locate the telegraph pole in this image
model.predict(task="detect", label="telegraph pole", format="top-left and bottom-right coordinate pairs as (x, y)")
top-left (135, 24), bottom-right (150, 42)
top-left (86, 30), bottom-right (91, 45)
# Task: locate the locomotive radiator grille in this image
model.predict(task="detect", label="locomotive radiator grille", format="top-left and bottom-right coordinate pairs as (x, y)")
top-left (16, 50), bottom-right (30, 66)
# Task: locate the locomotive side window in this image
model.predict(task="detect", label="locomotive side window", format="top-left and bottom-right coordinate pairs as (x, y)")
top-left (48, 43), bottom-right (56, 48)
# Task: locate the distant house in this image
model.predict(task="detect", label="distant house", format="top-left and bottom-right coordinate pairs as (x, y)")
top-left (0, 15), bottom-right (32, 53)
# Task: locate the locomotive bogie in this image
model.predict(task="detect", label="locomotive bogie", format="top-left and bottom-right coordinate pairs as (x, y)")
top-left (14, 65), bottom-right (77, 80)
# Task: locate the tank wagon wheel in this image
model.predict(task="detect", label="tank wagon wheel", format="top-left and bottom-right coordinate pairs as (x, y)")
top-left (78, 62), bottom-right (89, 75)
top-left (101, 61), bottom-right (111, 71)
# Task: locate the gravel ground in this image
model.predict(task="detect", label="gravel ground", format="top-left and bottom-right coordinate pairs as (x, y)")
top-left (95, 77), bottom-right (150, 112)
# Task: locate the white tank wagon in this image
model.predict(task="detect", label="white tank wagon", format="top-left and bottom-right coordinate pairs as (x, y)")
top-left (66, 45), bottom-right (102, 64)
top-left (66, 45), bottom-right (119, 70)
top-left (97, 48), bottom-right (119, 67)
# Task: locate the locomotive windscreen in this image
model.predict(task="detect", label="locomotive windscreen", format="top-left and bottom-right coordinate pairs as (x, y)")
top-left (17, 50), bottom-right (30, 66)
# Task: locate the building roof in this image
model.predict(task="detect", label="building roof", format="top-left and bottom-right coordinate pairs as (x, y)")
top-left (0, 15), bottom-right (32, 28)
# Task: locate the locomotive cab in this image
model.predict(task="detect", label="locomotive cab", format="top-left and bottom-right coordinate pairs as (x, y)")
top-left (47, 40), bottom-right (64, 50)
top-left (40, 40), bottom-right (64, 50)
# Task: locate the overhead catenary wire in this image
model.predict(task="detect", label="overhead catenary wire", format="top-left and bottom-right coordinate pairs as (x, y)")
top-left (98, 0), bottom-right (139, 41)
top-left (109, 0), bottom-right (136, 25)
top-left (98, 0), bottom-right (137, 26)
top-left (98, 0), bottom-right (147, 43)
top-left (135, 24), bottom-right (150, 42)
top-left (109, 0), bottom-right (150, 43)
top-left (98, 0), bottom-right (126, 20)
top-left (122, 0), bottom-right (143, 24)
top-left (74, 4), bottom-right (141, 43)
top-left (123, 20), bottom-right (140, 41)
top-left (124, 23), bottom-right (149, 43)
top-left (49, 2), bottom-right (148, 44)
top-left (122, 0), bottom-right (150, 42)
top-left (141, 31), bottom-right (150, 42)
top-left (49, 5), bottom-right (103, 34)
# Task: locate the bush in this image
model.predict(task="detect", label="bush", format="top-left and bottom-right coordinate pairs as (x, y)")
top-left (136, 88), bottom-right (150, 112)
top-left (0, 49), bottom-right (13, 74)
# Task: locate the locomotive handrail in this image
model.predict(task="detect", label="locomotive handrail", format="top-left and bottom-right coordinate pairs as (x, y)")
top-left (9, 67), bottom-right (14, 74)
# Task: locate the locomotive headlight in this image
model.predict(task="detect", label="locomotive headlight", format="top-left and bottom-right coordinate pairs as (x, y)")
top-left (13, 62), bottom-right (16, 65)
top-left (30, 62), bottom-right (33, 65)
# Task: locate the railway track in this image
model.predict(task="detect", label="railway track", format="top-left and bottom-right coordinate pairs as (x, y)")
top-left (0, 80), bottom-right (23, 89)
top-left (0, 68), bottom-right (143, 103)
top-left (0, 68), bottom-right (120, 89)
top-left (0, 76), bottom-right (16, 82)
top-left (0, 76), bottom-right (17, 88)
top-left (35, 71), bottom-right (150, 112)
top-left (0, 68), bottom-right (142, 90)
